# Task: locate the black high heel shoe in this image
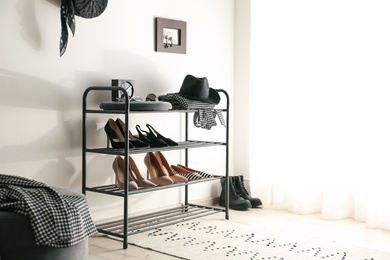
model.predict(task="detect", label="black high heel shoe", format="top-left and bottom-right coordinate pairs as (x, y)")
top-left (146, 124), bottom-right (178, 146)
top-left (104, 119), bottom-right (135, 149)
top-left (135, 125), bottom-right (168, 148)
top-left (115, 118), bottom-right (150, 149)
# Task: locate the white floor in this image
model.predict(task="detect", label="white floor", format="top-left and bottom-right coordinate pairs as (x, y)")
top-left (88, 202), bottom-right (390, 259)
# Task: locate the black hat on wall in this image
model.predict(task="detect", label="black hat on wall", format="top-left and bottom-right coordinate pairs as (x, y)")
top-left (72, 0), bottom-right (108, 18)
top-left (179, 75), bottom-right (220, 105)
top-left (60, 0), bottom-right (109, 56)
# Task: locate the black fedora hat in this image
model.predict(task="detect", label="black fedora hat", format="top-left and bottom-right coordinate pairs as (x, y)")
top-left (178, 75), bottom-right (220, 105)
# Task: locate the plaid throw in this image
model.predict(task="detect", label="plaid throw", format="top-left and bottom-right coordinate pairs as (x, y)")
top-left (0, 174), bottom-right (97, 248)
top-left (159, 93), bottom-right (226, 130)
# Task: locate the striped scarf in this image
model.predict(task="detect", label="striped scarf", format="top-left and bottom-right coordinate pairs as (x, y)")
top-left (159, 93), bottom-right (226, 130)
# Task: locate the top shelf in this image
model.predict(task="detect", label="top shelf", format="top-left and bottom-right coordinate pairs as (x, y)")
top-left (83, 86), bottom-right (230, 115)
top-left (85, 109), bottom-right (180, 114)
top-left (86, 141), bottom-right (226, 155)
top-left (85, 108), bottom-right (227, 114)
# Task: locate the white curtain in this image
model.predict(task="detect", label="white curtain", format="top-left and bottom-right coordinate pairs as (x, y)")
top-left (249, 0), bottom-right (390, 230)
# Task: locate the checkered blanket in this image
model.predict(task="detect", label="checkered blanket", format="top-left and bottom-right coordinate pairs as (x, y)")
top-left (0, 174), bottom-right (97, 248)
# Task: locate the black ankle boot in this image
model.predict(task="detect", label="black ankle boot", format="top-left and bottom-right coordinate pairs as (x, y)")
top-left (219, 177), bottom-right (251, 210)
top-left (232, 175), bottom-right (262, 208)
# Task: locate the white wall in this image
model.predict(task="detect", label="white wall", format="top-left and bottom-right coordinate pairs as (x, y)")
top-left (0, 0), bottom-right (234, 220)
top-left (233, 0), bottom-right (251, 181)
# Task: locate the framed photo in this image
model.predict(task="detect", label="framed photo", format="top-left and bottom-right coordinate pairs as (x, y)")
top-left (155, 17), bottom-right (187, 54)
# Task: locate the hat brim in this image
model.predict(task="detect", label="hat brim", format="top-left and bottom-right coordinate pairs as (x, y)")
top-left (179, 88), bottom-right (220, 105)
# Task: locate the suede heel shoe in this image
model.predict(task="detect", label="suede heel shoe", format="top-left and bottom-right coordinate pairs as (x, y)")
top-left (127, 156), bottom-right (156, 188)
top-left (104, 118), bottom-right (135, 150)
top-left (136, 125), bottom-right (168, 148)
top-left (154, 152), bottom-right (187, 183)
top-left (112, 156), bottom-right (138, 190)
top-left (146, 124), bottom-right (178, 146)
top-left (115, 118), bottom-right (150, 149)
top-left (144, 152), bottom-right (173, 185)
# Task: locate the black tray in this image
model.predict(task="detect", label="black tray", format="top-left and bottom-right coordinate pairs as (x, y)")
top-left (100, 101), bottom-right (172, 111)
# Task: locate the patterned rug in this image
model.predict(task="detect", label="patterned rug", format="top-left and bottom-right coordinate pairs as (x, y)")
top-left (128, 219), bottom-right (390, 260)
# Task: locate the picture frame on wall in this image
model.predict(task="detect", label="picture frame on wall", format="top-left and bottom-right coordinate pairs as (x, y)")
top-left (155, 17), bottom-right (187, 54)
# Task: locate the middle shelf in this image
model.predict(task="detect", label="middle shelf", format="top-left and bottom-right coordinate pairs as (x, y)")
top-left (85, 140), bottom-right (226, 155)
top-left (84, 139), bottom-right (227, 198)
top-left (85, 175), bottom-right (224, 196)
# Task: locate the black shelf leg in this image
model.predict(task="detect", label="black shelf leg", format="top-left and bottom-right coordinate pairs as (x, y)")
top-left (217, 89), bottom-right (230, 220)
top-left (185, 112), bottom-right (189, 211)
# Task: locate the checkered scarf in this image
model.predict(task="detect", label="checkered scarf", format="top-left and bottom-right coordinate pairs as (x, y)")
top-left (159, 93), bottom-right (226, 130)
top-left (0, 174), bottom-right (97, 248)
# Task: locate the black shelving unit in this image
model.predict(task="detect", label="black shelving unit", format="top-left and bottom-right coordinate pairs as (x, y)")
top-left (82, 86), bottom-right (230, 249)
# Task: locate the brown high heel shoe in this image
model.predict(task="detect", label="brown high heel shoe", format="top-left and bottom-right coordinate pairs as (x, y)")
top-left (144, 152), bottom-right (173, 185)
top-left (114, 156), bottom-right (156, 188)
top-left (127, 155), bottom-right (156, 188)
top-left (112, 156), bottom-right (138, 190)
top-left (154, 151), bottom-right (187, 183)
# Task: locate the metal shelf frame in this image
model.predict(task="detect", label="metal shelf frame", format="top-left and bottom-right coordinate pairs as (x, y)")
top-left (82, 86), bottom-right (230, 249)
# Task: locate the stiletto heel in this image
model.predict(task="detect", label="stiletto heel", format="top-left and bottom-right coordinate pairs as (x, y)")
top-left (112, 156), bottom-right (138, 190)
top-left (115, 118), bottom-right (150, 149)
top-left (104, 119), bottom-right (135, 149)
top-left (136, 125), bottom-right (168, 148)
top-left (146, 124), bottom-right (178, 146)
top-left (154, 151), bottom-right (187, 183)
top-left (127, 155), bottom-right (156, 188)
top-left (144, 152), bottom-right (173, 185)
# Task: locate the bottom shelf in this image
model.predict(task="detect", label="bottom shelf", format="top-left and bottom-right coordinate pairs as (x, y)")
top-left (96, 204), bottom-right (225, 238)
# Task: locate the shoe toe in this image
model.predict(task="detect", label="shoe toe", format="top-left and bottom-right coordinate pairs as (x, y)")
top-left (131, 140), bottom-right (150, 149)
top-left (230, 199), bottom-right (251, 210)
top-left (170, 175), bottom-right (187, 183)
top-left (152, 176), bottom-right (174, 185)
top-left (250, 198), bottom-right (262, 208)
top-left (129, 181), bottom-right (138, 191)
top-left (136, 179), bottom-right (156, 188)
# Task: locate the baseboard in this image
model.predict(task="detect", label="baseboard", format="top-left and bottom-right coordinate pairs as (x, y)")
top-left (190, 195), bottom-right (220, 206)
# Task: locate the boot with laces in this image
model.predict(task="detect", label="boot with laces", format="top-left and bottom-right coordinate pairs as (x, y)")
top-left (232, 175), bottom-right (262, 208)
top-left (219, 177), bottom-right (251, 210)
